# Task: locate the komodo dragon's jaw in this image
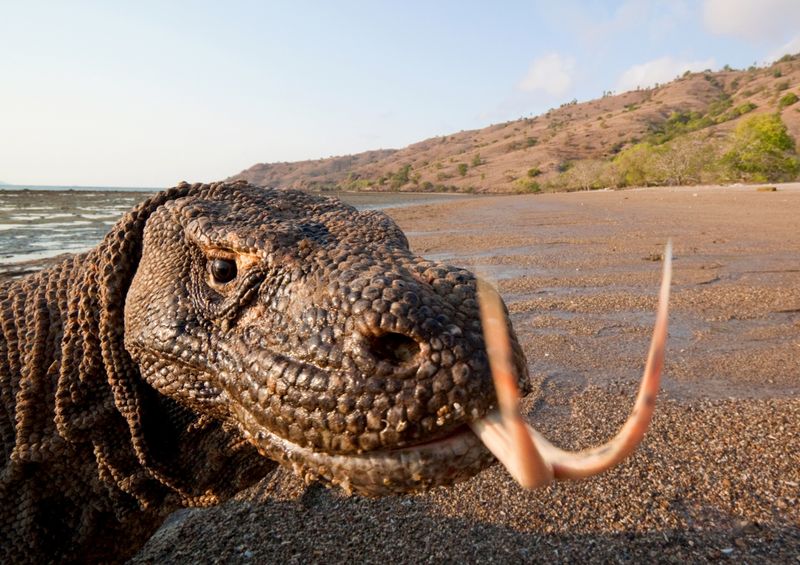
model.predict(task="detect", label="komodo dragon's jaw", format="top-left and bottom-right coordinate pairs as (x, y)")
top-left (124, 183), bottom-right (529, 495)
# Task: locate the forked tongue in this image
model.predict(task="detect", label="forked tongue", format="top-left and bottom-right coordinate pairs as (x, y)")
top-left (470, 241), bottom-right (672, 488)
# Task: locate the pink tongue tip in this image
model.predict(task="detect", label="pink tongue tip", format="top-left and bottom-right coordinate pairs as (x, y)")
top-left (474, 240), bottom-right (672, 488)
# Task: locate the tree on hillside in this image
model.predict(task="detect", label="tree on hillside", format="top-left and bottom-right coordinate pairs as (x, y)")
top-left (651, 136), bottom-right (716, 185)
top-left (560, 159), bottom-right (608, 190)
top-left (721, 113), bottom-right (800, 182)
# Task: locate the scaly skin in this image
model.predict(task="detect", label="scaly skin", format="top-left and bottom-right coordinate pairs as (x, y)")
top-left (1, 181), bottom-right (528, 563)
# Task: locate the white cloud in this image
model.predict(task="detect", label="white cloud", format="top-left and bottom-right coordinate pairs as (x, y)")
top-left (703, 0), bottom-right (800, 41)
top-left (617, 56), bottom-right (716, 92)
top-left (766, 36), bottom-right (800, 63)
top-left (517, 53), bottom-right (576, 98)
top-left (583, 0), bottom-right (648, 41)
top-left (581, 0), bottom-right (690, 44)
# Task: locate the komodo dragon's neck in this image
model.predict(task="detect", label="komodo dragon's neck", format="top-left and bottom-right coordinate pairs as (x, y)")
top-left (0, 190), bottom-right (274, 564)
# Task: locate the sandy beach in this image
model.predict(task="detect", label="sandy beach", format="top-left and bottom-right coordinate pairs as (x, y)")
top-left (6, 185), bottom-right (797, 562)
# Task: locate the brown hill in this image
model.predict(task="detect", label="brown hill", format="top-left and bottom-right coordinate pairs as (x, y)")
top-left (230, 55), bottom-right (800, 193)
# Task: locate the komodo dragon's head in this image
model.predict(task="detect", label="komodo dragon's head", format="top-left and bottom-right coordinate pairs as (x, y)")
top-left (123, 181), bottom-right (670, 497)
top-left (124, 182), bottom-right (528, 495)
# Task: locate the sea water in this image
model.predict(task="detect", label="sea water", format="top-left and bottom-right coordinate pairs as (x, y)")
top-left (0, 186), bottom-right (474, 268)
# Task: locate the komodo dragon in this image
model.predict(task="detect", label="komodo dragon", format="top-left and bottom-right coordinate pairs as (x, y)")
top-left (0, 181), bottom-right (670, 563)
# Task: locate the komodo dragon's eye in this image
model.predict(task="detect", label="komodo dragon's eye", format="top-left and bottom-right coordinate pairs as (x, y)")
top-left (209, 258), bottom-right (237, 283)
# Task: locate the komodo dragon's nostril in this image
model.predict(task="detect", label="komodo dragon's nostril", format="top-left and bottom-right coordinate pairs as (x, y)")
top-left (368, 332), bottom-right (421, 364)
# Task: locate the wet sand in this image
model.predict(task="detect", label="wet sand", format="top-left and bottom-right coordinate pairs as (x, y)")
top-left (11, 185), bottom-right (800, 562)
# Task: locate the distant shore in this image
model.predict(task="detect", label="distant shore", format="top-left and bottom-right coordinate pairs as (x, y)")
top-left (0, 183), bottom-right (159, 192)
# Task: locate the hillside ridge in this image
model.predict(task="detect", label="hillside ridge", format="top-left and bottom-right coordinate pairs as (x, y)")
top-left (231, 55), bottom-right (800, 193)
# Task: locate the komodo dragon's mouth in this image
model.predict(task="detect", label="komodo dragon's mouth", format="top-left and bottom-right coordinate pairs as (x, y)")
top-left (243, 244), bottom-right (672, 496)
top-left (249, 421), bottom-right (492, 495)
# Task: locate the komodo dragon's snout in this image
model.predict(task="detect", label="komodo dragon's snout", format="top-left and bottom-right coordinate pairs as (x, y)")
top-left (124, 183), bottom-right (527, 495)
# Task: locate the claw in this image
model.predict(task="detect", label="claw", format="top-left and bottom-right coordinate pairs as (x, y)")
top-left (471, 241), bottom-right (672, 488)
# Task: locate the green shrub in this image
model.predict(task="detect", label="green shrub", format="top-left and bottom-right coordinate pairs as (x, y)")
top-left (721, 113), bottom-right (800, 181)
top-left (342, 178), bottom-right (374, 191)
top-left (457, 163), bottom-right (468, 176)
top-left (389, 164), bottom-right (412, 189)
top-left (471, 154), bottom-right (483, 167)
top-left (778, 92), bottom-right (799, 109)
top-left (527, 167), bottom-right (542, 178)
top-left (733, 102), bottom-right (757, 116)
top-left (514, 179), bottom-right (541, 193)
top-left (612, 143), bottom-right (658, 186)
top-left (716, 102), bottom-right (757, 122)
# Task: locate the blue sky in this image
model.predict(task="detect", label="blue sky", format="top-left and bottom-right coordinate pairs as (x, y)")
top-left (3, 0), bottom-right (800, 187)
